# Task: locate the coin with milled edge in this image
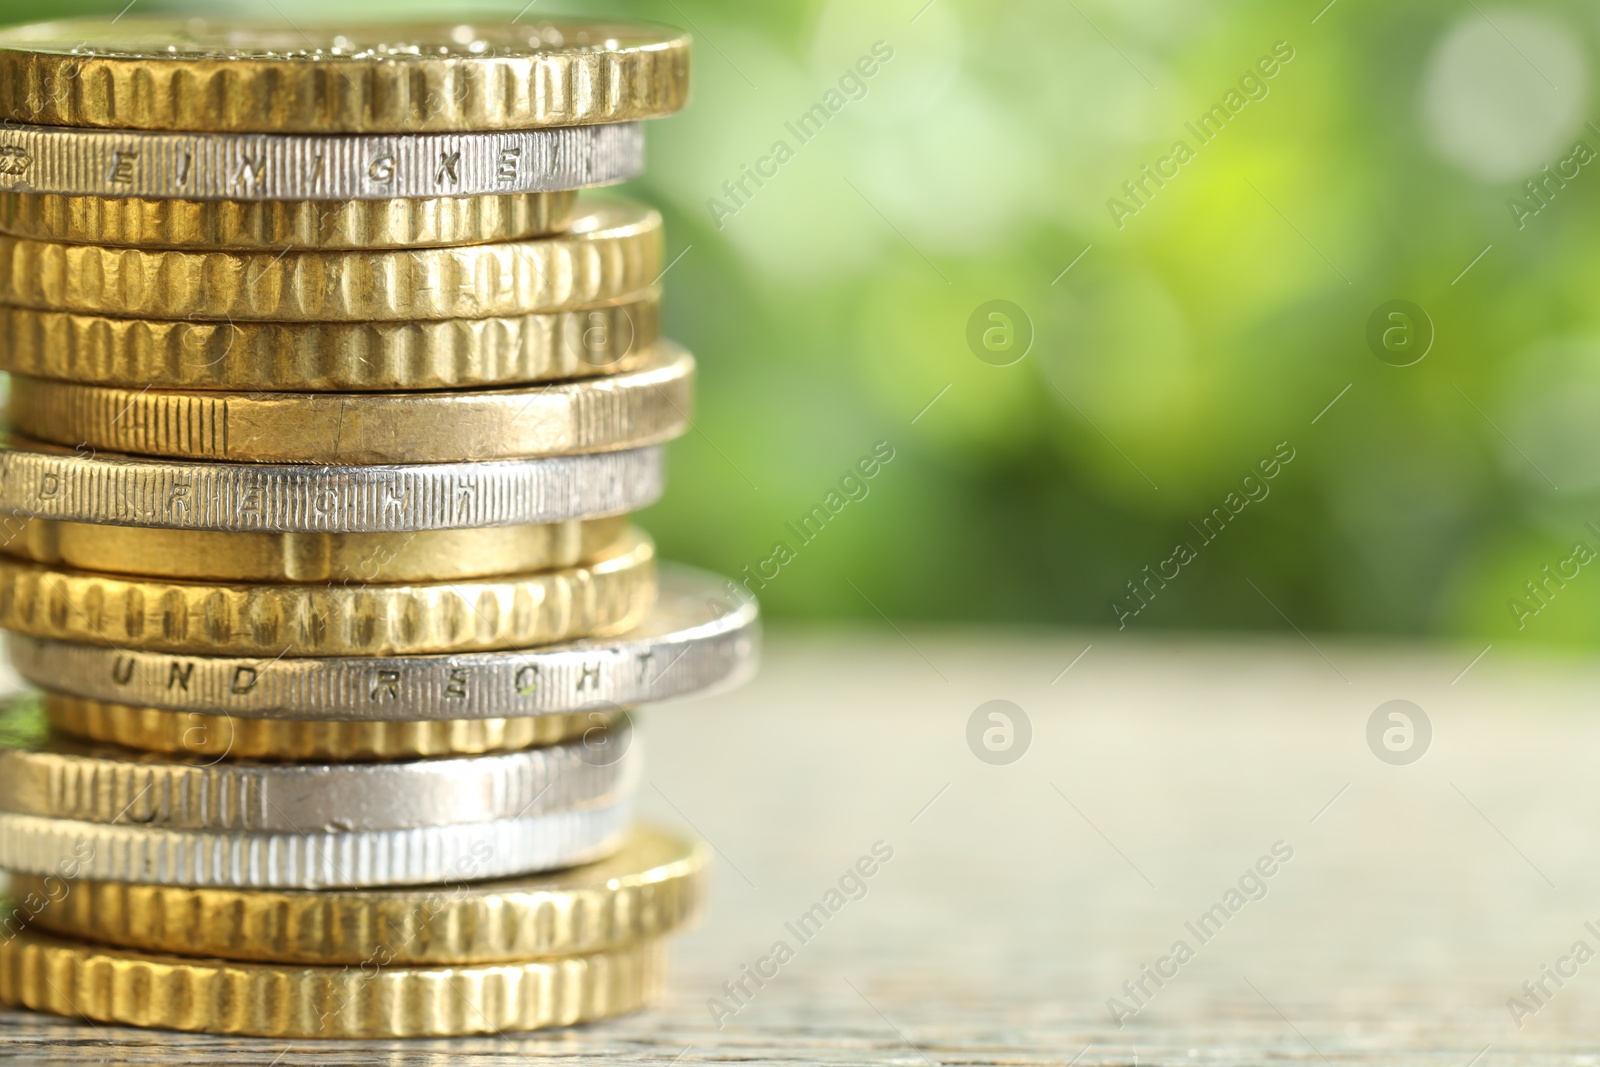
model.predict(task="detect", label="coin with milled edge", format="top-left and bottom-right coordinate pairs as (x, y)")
top-left (8, 566), bottom-right (757, 719)
top-left (0, 293), bottom-right (655, 390)
top-left (0, 514), bottom-right (628, 583)
top-left (0, 18), bottom-right (691, 133)
top-left (0, 527), bottom-right (656, 656)
top-left (0, 190), bottom-right (581, 248)
top-left (43, 693), bottom-right (603, 761)
top-left (0, 440), bottom-right (666, 532)
top-left (0, 298), bottom-right (654, 390)
top-left (0, 703), bottom-right (637, 831)
top-left (10, 345), bottom-right (693, 464)
top-left (0, 797), bottom-right (631, 888)
top-left (0, 929), bottom-right (664, 1038)
top-left (0, 197), bottom-right (661, 321)
top-left (14, 824), bottom-right (703, 965)
top-left (0, 121), bottom-right (644, 199)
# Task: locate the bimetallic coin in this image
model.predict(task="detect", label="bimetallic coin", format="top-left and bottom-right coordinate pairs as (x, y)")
top-left (44, 693), bottom-right (603, 761)
top-left (0, 930), bottom-right (664, 1038)
top-left (0, 797), bottom-right (631, 887)
top-left (0, 439), bottom-right (666, 532)
top-left (0, 190), bottom-right (581, 249)
top-left (0, 197), bottom-right (661, 321)
top-left (9, 344), bottom-right (694, 464)
top-left (0, 515), bottom-right (629, 583)
top-left (0, 18), bottom-right (691, 133)
top-left (13, 824), bottom-right (704, 965)
top-left (0, 527), bottom-right (656, 656)
top-left (0, 703), bottom-right (637, 832)
top-left (0, 293), bottom-right (655, 390)
top-left (8, 565), bottom-right (758, 719)
top-left (0, 122), bottom-right (644, 200)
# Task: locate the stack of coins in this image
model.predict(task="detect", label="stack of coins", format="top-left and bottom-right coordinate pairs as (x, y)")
top-left (0, 17), bottom-right (757, 1039)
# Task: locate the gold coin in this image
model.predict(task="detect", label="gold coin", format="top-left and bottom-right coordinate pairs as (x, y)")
top-left (42, 693), bottom-right (607, 761)
top-left (0, 190), bottom-right (579, 249)
top-left (10, 343), bottom-right (693, 465)
top-left (0, 292), bottom-right (657, 391)
top-left (0, 527), bottom-right (655, 656)
top-left (0, 18), bottom-right (690, 133)
top-left (0, 514), bottom-right (628, 583)
top-left (0, 197), bottom-right (660, 321)
top-left (0, 927), bottom-right (664, 1038)
top-left (0, 295), bottom-right (655, 391)
top-left (15, 823), bottom-right (703, 964)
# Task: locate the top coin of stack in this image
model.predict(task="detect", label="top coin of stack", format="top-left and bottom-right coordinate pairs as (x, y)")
top-left (0, 18), bottom-right (761, 1040)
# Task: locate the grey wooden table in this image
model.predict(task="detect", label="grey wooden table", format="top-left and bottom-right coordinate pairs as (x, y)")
top-left (2, 629), bottom-right (1597, 1065)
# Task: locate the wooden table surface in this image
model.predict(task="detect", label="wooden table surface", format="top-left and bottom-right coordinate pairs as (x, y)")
top-left (3, 629), bottom-right (1598, 1065)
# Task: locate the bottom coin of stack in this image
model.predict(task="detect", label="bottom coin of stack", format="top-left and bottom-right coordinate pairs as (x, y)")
top-left (0, 826), bottom-right (703, 1038)
top-left (0, 568), bottom-right (758, 1038)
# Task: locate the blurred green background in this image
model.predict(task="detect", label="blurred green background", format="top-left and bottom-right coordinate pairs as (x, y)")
top-left (8, 0), bottom-right (1599, 649)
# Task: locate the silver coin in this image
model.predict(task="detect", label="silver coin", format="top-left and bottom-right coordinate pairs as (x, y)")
top-left (0, 121), bottom-right (644, 200)
top-left (0, 702), bottom-right (638, 832)
top-left (8, 566), bottom-right (758, 720)
top-left (0, 439), bottom-right (664, 532)
top-left (0, 800), bottom-right (630, 888)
